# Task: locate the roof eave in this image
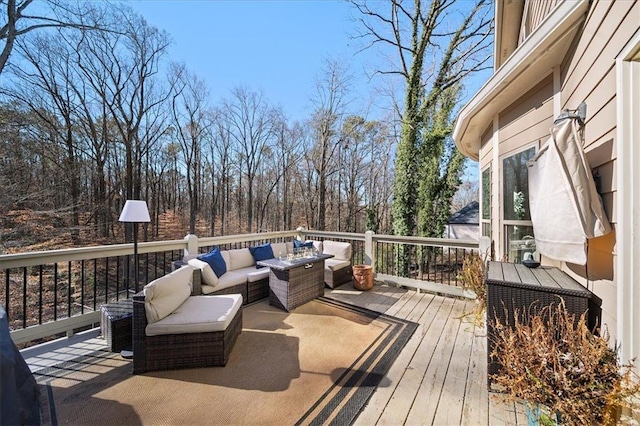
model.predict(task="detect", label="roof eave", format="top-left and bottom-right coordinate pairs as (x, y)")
top-left (453, 0), bottom-right (589, 161)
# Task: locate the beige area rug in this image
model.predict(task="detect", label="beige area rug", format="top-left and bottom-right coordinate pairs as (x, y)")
top-left (35, 297), bottom-right (417, 425)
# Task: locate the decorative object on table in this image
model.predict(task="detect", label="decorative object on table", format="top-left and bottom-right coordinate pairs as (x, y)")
top-left (490, 300), bottom-right (640, 425)
top-left (352, 265), bottom-right (373, 291)
top-left (118, 200), bottom-right (151, 293)
top-left (522, 251), bottom-right (540, 268)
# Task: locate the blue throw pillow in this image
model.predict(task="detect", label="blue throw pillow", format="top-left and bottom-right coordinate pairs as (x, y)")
top-left (249, 243), bottom-right (274, 269)
top-left (198, 247), bottom-right (226, 278)
top-left (293, 239), bottom-right (313, 249)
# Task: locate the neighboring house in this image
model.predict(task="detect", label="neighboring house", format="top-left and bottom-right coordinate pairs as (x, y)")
top-left (445, 201), bottom-right (480, 240)
top-left (453, 0), bottom-right (639, 367)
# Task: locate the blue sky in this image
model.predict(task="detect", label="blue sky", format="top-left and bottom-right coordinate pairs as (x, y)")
top-left (129, 0), bottom-right (376, 121)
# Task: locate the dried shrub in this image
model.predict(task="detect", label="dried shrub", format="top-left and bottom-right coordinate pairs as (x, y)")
top-left (490, 300), bottom-right (640, 425)
top-left (458, 250), bottom-right (488, 326)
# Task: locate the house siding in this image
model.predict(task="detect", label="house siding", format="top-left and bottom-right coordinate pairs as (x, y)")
top-left (498, 76), bottom-right (554, 157)
top-left (555, 0), bottom-right (639, 341)
top-left (476, 0), bottom-right (639, 343)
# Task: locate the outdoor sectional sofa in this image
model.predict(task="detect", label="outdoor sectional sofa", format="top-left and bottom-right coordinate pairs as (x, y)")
top-left (176, 239), bottom-right (354, 304)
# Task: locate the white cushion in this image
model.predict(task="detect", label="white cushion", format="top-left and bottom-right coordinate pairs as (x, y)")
top-left (227, 248), bottom-right (255, 270)
top-left (217, 270), bottom-right (248, 288)
top-left (323, 240), bottom-right (352, 261)
top-left (325, 259), bottom-right (351, 271)
top-left (311, 240), bottom-right (323, 253)
top-left (145, 294), bottom-right (242, 336)
top-left (143, 265), bottom-right (193, 324)
top-left (271, 242), bottom-right (287, 258)
top-left (188, 258), bottom-right (218, 287)
top-left (220, 250), bottom-right (230, 268)
top-left (246, 267), bottom-right (270, 282)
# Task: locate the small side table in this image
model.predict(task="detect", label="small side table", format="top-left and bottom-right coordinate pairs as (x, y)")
top-left (100, 299), bottom-right (133, 352)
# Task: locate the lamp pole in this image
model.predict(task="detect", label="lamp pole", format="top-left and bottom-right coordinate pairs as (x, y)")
top-left (119, 200), bottom-right (151, 293)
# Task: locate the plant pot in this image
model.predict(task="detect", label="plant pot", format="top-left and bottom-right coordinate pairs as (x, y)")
top-left (352, 265), bottom-right (373, 291)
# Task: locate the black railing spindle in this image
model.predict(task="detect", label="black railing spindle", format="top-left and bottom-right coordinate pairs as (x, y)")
top-left (38, 266), bottom-right (43, 324)
top-left (22, 267), bottom-right (27, 328)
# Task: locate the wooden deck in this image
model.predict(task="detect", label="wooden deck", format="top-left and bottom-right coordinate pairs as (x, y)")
top-left (21, 282), bottom-right (527, 425)
top-left (326, 283), bottom-right (527, 425)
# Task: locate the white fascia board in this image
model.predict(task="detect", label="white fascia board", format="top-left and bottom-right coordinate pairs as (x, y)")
top-left (453, 0), bottom-right (589, 161)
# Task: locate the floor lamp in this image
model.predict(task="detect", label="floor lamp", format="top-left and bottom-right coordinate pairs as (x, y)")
top-left (118, 200), bottom-right (150, 359)
top-left (119, 200), bottom-right (151, 293)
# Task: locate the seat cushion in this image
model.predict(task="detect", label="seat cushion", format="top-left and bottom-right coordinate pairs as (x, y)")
top-left (145, 294), bottom-right (242, 336)
top-left (325, 258), bottom-right (351, 271)
top-left (246, 267), bottom-right (270, 283)
top-left (143, 265), bottom-right (193, 324)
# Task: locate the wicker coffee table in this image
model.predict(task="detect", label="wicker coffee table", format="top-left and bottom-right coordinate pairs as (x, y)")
top-left (101, 299), bottom-right (133, 352)
top-left (257, 254), bottom-right (333, 312)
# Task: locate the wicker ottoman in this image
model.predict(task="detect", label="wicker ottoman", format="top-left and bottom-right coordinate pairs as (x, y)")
top-left (101, 299), bottom-right (133, 352)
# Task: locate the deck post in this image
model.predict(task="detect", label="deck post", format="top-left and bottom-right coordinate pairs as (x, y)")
top-left (184, 234), bottom-right (199, 257)
top-left (364, 231), bottom-right (374, 270)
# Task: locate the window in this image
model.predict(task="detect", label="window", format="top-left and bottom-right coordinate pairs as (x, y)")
top-left (502, 147), bottom-right (536, 263)
top-left (481, 167), bottom-right (491, 238)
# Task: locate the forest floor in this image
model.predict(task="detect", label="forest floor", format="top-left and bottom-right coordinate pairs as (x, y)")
top-left (1, 208), bottom-right (204, 254)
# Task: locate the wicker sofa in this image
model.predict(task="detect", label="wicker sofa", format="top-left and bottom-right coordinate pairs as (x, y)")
top-left (133, 265), bottom-right (242, 374)
top-left (179, 240), bottom-right (354, 304)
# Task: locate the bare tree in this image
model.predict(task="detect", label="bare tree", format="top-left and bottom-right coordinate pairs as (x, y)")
top-left (225, 86), bottom-right (276, 233)
top-left (308, 58), bottom-right (351, 230)
top-left (0, 0), bottom-right (105, 76)
top-left (169, 63), bottom-right (211, 234)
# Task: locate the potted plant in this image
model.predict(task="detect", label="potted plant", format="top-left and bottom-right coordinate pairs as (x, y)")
top-left (490, 301), bottom-right (640, 425)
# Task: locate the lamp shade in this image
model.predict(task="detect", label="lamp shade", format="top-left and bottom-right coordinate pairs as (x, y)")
top-left (118, 200), bottom-right (151, 223)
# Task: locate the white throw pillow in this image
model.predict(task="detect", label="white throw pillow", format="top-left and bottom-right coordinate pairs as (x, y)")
top-left (143, 265), bottom-right (193, 324)
top-left (188, 258), bottom-right (218, 287)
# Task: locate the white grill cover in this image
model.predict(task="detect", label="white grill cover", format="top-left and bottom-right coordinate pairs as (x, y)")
top-left (527, 119), bottom-right (611, 264)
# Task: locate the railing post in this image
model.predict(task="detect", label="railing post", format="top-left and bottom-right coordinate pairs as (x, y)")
top-left (184, 234), bottom-right (199, 257)
top-left (296, 226), bottom-right (305, 241)
top-left (479, 236), bottom-right (492, 260)
top-left (364, 231), bottom-right (374, 270)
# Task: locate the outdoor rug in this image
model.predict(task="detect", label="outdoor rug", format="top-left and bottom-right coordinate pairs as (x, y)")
top-left (34, 297), bottom-right (417, 425)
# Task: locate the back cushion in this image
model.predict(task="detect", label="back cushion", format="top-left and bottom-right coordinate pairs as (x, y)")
top-left (323, 240), bottom-right (352, 261)
top-left (271, 242), bottom-right (287, 258)
top-left (227, 248), bottom-right (255, 270)
top-left (144, 265), bottom-right (193, 324)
